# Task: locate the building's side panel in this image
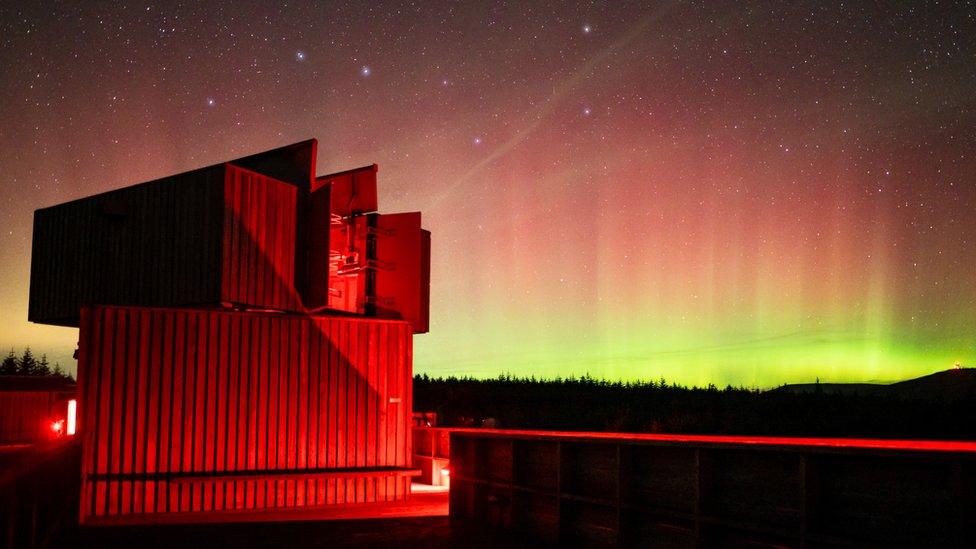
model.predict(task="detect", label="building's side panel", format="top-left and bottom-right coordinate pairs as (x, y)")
top-left (316, 164), bottom-right (378, 218)
top-left (29, 164), bottom-right (306, 326)
top-left (373, 212), bottom-right (430, 334)
top-left (29, 167), bottom-right (226, 326)
top-left (0, 391), bottom-right (59, 443)
top-left (419, 230), bottom-right (431, 331)
top-left (220, 165), bottom-right (300, 312)
top-left (78, 305), bottom-right (412, 523)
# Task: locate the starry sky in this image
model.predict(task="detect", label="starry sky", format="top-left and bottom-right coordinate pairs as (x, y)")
top-left (1, 1), bottom-right (974, 386)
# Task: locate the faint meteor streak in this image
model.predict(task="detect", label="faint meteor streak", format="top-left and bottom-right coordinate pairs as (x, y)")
top-left (429, 2), bottom-right (677, 209)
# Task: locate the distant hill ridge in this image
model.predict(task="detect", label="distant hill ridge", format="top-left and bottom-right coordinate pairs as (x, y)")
top-left (774, 368), bottom-right (976, 400)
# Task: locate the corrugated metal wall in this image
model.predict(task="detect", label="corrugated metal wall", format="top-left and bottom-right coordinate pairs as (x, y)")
top-left (29, 165), bottom-right (300, 326)
top-left (78, 305), bottom-right (413, 523)
top-left (0, 392), bottom-right (60, 443)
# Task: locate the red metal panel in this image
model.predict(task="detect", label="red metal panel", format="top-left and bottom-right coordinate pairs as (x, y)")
top-left (0, 391), bottom-right (61, 443)
top-left (77, 305), bottom-right (413, 524)
top-left (315, 164), bottom-right (378, 218)
top-left (420, 230), bottom-right (431, 330)
top-left (374, 212), bottom-right (431, 333)
top-left (220, 165), bottom-right (300, 312)
top-left (320, 213), bottom-right (430, 333)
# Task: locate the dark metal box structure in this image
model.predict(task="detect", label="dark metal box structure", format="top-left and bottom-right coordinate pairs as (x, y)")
top-left (29, 163), bottom-right (301, 325)
top-left (78, 304), bottom-right (414, 523)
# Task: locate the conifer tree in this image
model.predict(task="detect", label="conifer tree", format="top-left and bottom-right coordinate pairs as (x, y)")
top-left (0, 349), bottom-right (17, 375)
top-left (19, 347), bottom-right (37, 375)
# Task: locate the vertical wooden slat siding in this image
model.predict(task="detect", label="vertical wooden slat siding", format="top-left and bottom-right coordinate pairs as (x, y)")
top-left (78, 304), bottom-right (412, 523)
top-left (29, 167), bottom-right (222, 325)
top-left (29, 165), bottom-right (300, 327)
top-left (78, 306), bottom-right (93, 516)
top-left (220, 165), bottom-right (300, 313)
top-left (0, 390), bottom-right (70, 443)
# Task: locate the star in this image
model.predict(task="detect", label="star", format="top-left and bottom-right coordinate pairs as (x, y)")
top-left (582, 107), bottom-right (592, 116)
top-left (582, 24), bottom-right (592, 34)
top-left (296, 51), bottom-right (306, 61)
top-left (473, 137), bottom-right (483, 145)
top-left (206, 98), bottom-right (215, 107)
top-left (360, 65), bottom-right (371, 77)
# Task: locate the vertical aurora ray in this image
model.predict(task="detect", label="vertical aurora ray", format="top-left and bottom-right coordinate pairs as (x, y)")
top-left (414, 129), bottom-right (976, 386)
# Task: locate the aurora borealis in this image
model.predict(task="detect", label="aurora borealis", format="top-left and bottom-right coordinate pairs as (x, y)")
top-left (1, 2), bottom-right (974, 386)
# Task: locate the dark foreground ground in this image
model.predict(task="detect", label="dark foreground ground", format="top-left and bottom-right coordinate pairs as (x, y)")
top-left (4, 442), bottom-right (540, 548)
top-left (58, 516), bottom-right (542, 548)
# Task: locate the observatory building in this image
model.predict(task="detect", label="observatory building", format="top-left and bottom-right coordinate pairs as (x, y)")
top-left (28, 140), bottom-right (430, 523)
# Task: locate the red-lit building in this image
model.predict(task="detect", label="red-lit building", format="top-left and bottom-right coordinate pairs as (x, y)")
top-left (28, 140), bottom-right (430, 524)
top-left (0, 376), bottom-right (76, 443)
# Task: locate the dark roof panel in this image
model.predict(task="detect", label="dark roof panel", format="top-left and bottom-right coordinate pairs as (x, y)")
top-left (229, 139), bottom-right (318, 190)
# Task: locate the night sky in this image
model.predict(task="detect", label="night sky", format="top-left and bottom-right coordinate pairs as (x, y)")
top-left (1, 1), bottom-right (974, 386)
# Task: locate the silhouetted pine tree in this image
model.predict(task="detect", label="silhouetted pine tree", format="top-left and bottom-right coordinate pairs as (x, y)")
top-left (54, 363), bottom-right (74, 381)
top-left (37, 354), bottom-right (51, 376)
top-left (18, 347), bottom-right (37, 375)
top-left (0, 349), bottom-right (17, 375)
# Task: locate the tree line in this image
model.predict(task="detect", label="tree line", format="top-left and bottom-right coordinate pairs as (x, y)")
top-left (414, 373), bottom-right (976, 440)
top-left (0, 347), bottom-right (74, 380)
